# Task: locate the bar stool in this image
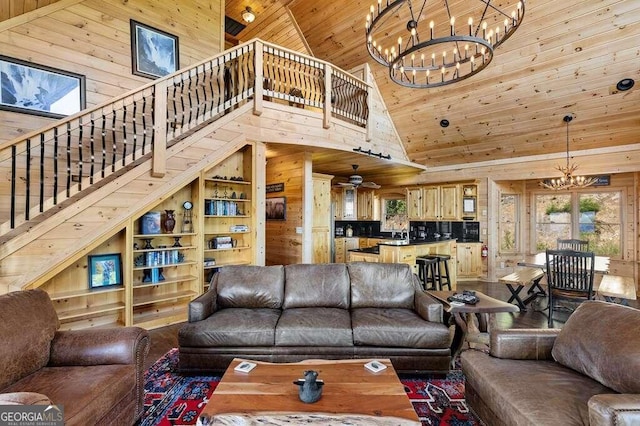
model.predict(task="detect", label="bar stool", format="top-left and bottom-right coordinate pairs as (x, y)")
top-left (416, 256), bottom-right (439, 290)
top-left (433, 254), bottom-right (452, 291)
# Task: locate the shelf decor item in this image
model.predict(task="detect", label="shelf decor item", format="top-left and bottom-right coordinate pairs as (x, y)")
top-left (163, 210), bottom-right (176, 233)
top-left (88, 253), bottom-right (123, 289)
top-left (266, 197), bottom-right (286, 220)
top-left (130, 20), bottom-right (179, 79)
top-left (141, 212), bottom-right (161, 234)
top-left (181, 201), bottom-right (193, 233)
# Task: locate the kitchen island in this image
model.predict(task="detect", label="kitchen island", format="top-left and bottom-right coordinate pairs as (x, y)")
top-left (348, 238), bottom-right (458, 289)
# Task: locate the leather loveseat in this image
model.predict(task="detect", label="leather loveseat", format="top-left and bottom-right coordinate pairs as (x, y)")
top-left (461, 300), bottom-right (640, 425)
top-left (178, 262), bottom-right (452, 373)
top-left (0, 289), bottom-right (150, 426)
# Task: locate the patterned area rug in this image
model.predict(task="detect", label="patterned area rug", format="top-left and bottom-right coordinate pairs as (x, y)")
top-left (142, 349), bottom-right (480, 425)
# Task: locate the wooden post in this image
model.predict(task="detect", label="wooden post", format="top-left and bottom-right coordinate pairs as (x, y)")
top-left (363, 63), bottom-right (373, 142)
top-left (323, 63), bottom-right (332, 129)
top-left (254, 41), bottom-right (264, 116)
top-left (152, 80), bottom-right (167, 178)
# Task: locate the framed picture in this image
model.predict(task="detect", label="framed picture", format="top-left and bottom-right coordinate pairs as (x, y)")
top-left (0, 55), bottom-right (86, 118)
top-left (140, 211), bottom-right (162, 234)
top-left (88, 254), bottom-right (123, 289)
top-left (130, 20), bottom-right (179, 79)
top-left (266, 197), bottom-right (286, 221)
top-left (463, 196), bottom-right (477, 214)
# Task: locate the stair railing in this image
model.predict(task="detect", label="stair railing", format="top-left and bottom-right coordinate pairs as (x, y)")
top-left (0, 39), bottom-right (370, 235)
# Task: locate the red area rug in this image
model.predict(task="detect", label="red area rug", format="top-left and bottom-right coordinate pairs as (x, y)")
top-left (141, 349), bottom-right (480, 425)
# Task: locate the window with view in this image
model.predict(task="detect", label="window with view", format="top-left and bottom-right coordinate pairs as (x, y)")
top-left (533, 191), bottom-right (621, 257)
top-left (381, 198), bottom-right (408, 232)
top-left (499, 194), bottom-right (519, 253)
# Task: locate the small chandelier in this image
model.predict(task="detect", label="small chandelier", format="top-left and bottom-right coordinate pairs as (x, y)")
top-left (242, 7), bottom-right (255, 23)
top-left (539, 115), bottom-right (598, 191)
top-left (365, 0), bottom-right (525, 88)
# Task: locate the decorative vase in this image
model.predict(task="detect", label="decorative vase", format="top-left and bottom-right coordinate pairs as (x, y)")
top-left (163, 210), bottom-right (176, 233)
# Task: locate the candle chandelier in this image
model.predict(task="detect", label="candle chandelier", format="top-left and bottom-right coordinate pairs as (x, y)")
top-left (539, 115), bottom-right (598, 191)
top-left (365, 0), bottom-right (525, 88)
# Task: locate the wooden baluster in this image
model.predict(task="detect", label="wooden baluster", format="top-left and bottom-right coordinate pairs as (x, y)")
top-left (152, 80), bottom-right (167, 178)
top-left (254, 41), bottom-right (263, 116)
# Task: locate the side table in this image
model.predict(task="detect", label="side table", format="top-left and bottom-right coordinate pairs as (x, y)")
top-left (428, 290), bottom-right (520, 364)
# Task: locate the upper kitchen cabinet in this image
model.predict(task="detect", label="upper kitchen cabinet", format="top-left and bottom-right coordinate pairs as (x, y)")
top-left (407, 188), bottom-right (423, 220)
top-left (357, 189), bottom-right (378, 220)
top-left (333, 187), bottom-right (357, 220)
top-left (421, 184), bottom-right (460, 221)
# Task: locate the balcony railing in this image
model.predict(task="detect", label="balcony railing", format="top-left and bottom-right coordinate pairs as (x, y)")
top-left (0, 39), bottom-right (370, 235)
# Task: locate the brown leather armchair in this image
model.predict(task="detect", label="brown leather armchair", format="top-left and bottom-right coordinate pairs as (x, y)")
top-left (0, 289), bottom-right (149, 426)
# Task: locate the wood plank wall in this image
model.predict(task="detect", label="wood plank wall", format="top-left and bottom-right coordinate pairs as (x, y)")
top-left (0, 0), bottom-right (61, 22)
top-left (0, 0), bottom-right (224, 144)
top-left (265, 152), bottom-right (306, 266)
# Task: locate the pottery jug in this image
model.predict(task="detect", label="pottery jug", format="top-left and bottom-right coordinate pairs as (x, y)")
top-left (163, 210), bottom-right (176, 233)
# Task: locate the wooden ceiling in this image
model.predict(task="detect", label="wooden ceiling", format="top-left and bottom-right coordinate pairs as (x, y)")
top-left (228, 0), bottom-right (640, 170)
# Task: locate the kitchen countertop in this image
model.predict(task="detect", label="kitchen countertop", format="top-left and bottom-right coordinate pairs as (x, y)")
top-left (348, 237), bottom-right (461, 254)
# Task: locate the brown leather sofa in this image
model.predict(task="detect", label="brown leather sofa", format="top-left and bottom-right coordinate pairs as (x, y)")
top-left (0, 289), bottom-right (150, 426)
top-left (179, 262), bottom-right (452, 373)
top-left (461, 300), bottom-right (640, 425)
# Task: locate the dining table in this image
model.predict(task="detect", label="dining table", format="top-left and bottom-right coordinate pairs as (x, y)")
top-left (517, 252), bottom-right (611, 274)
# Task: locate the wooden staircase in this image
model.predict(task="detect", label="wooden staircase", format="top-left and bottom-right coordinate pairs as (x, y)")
top-left (0, 39), bottom-right (408, 295)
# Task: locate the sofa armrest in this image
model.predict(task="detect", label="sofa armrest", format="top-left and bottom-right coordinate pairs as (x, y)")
top-left (0, 392), bottom-right (51, 405)
top-left (188, 286), bottom-right (218, 322)
top-left (589, 394), bottom-right (640, 426)
top-left (489, 328), bottom-right (560, 360)
top-left (414, 287), bottom-right (444, 323)
top-left (49, 327), bottom-right (149, 367)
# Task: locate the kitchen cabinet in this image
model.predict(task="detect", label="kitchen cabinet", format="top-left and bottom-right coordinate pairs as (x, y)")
top-left (412, 184), bottom-right (461, 221)
top-left (357, 189), bottom-right (377, 220)
top-left (348, 251), bottom-right (379, 262)
top-left (334, 237), bottom-right (359, 263)
top-left (333, 187), bottom-right (357, 220)
top-left (407, 188), bottom-right (423, 220)
top-left (457, 242), bottom-right (483, 279)
top-left (378, 240), bottom-right (457, 287)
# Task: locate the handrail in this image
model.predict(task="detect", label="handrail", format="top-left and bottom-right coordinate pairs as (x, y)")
top-left (0, 39), bottom-right (370, 235)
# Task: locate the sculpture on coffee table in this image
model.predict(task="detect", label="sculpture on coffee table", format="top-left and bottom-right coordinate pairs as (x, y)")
top-left (293, 370), bottom-right (324, 403)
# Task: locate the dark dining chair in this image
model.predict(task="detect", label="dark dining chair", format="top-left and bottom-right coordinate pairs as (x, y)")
top-left (545, 249), bottom-right (596, 327)
top-left (557, 238), bottom-right (589, 251)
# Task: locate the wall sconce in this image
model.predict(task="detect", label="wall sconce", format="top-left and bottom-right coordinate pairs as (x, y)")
top-left (242, 7), bottom-right (255, 23)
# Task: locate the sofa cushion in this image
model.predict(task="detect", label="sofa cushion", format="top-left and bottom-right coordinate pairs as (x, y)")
top-left (276, 307), bottom-right (352, 346)
top-left (178, 308), bottom-right (281, 347)
top-left (216, 265), bottom-right (285, 309)
top-left (348, 262), bottom-right (415, 309)
top-left (552, 300), bottom-right (640, 394)
top-left (3, 364), bottom-right (135, 426)
top-left (462, 349), bottom-right (614, 426)
top-left (0, 289), bottom-right (59, 390)
top-left (351, 308), bottom-right (450, 348)
top-left (283, 264), bottom-right (350, 309)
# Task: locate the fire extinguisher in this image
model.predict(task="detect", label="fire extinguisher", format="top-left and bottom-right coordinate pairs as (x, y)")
top-left (481, 244), bottom-right (488, 258)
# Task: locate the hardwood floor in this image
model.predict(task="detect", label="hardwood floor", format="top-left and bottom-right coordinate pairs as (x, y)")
top-left (145, 280), bottom-right (638, 370)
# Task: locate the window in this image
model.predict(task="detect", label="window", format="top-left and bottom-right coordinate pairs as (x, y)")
top-left (381, 197), bottom-right (407, 232)
top-left (533, 191), bottom-right (622, 257)
top-left (499, 194), bottom-right (519, 253)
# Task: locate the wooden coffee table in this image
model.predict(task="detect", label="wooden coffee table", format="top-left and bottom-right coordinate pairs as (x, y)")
top-left (198, 358), bottom-right (420, 425)
top-left (428, 290), bottom-right (520, 362)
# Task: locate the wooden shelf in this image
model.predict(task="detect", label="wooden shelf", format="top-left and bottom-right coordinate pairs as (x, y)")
top-left (206, 197), bottom-right (251, 202)
top-left (133, 290), bottom-right (197, 307)
top-left (133, 261), bottom-right (198, 271)
top-left (204, 214), bottom-right (250, 218)
top-left (133, 232), bottom-right (197, 238)
top-left (204, 260), bottom-right (251, 269)
top-left (205, 178), bottom-right (251, 185)
top-left (49, 286), bottom-right (124, 301)
top-left (59, 319), bottom-right (125, 331)
top-left (205, 231), bottom-right (250, 235)
top-left (204, 246), bottom-right (250, 252)
top-left (133, 275), bottom-right (198, 287)
top-left (133, 246), bottom-right (196, 253)
top-left (57, 302), bottom-right (126, 321)
top-left (133, 310), bottom-right (188, 330)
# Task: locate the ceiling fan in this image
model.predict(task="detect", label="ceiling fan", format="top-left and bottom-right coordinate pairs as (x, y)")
top-left (335, 165), bottom-right (381, 189)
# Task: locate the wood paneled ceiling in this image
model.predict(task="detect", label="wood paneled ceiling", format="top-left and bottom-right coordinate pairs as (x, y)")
top-left (228, 0), bottom-right (640, 170)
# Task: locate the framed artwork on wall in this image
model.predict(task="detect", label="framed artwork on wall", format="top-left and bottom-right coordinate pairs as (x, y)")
top-left (0, 55), bottom-right (86, 119)
top-left (88, 253), bottom-right (123, 289)
top-left (266, 197), bottom-right (286, 221)
top-left (130, 20), bottom-right (179, 79)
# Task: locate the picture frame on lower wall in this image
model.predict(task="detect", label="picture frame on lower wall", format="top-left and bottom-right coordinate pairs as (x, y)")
top-left (266, 196), bottom-right (286, 220)
top-left (130, 20), bottom-right (179, 79)
top-left (0, 55), bottom-right (86, 119)
top-left (88, 253), bottom-right (123, 290)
